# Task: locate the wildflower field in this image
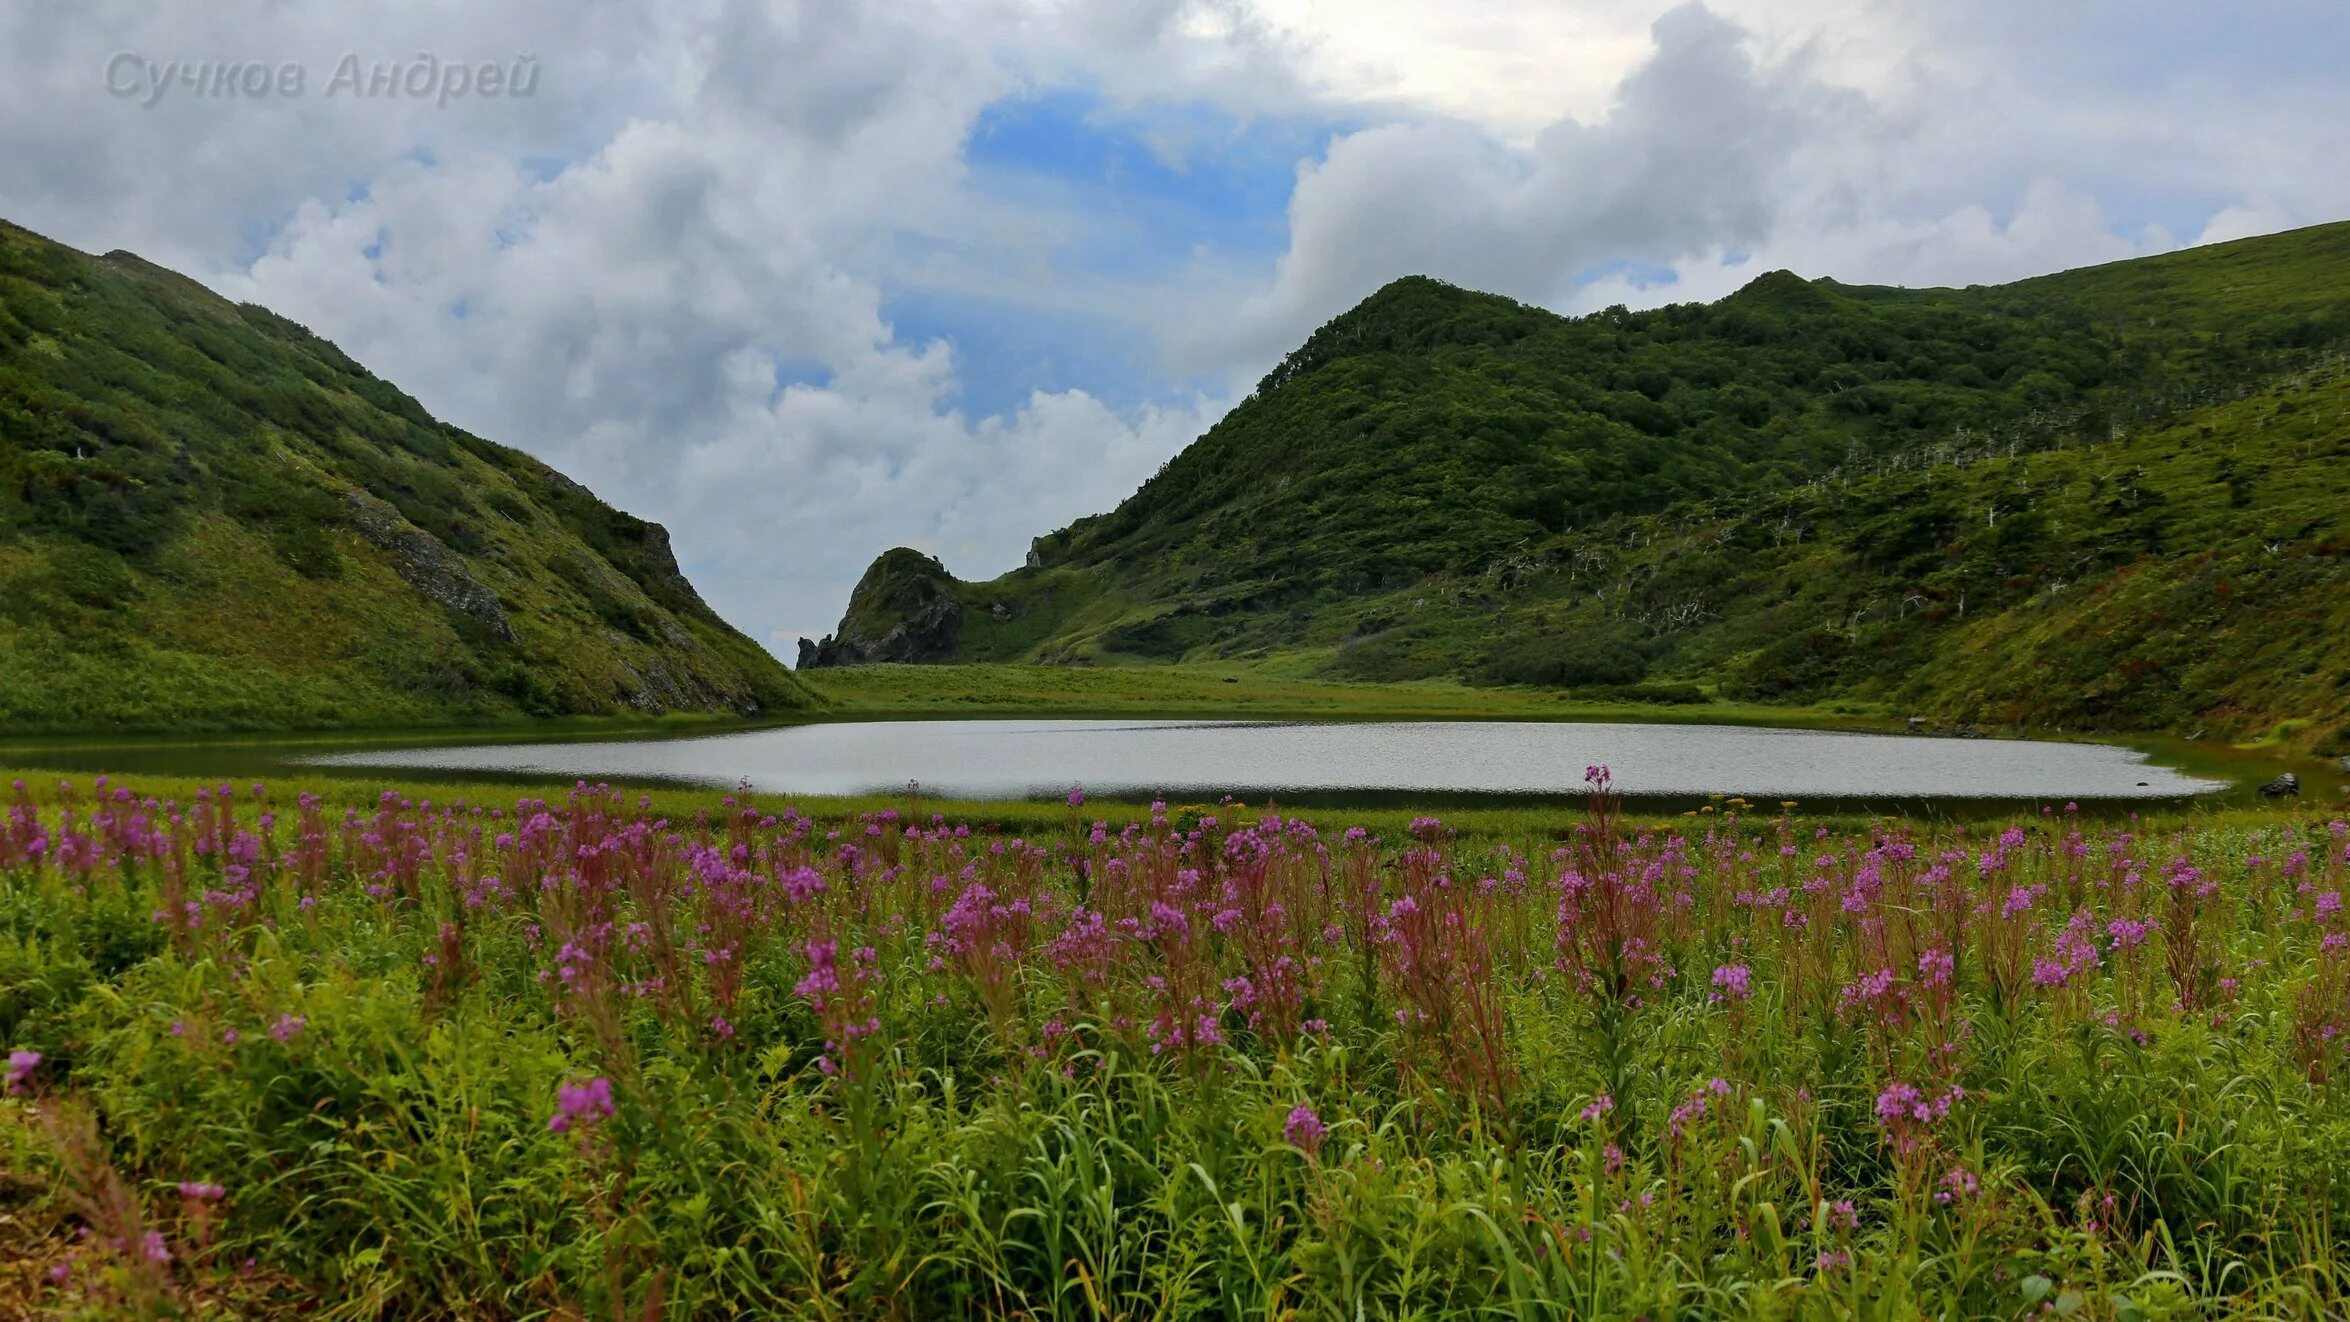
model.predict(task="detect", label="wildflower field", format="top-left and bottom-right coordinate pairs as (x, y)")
top-left (3, 771), bottom-right (2348, 1318)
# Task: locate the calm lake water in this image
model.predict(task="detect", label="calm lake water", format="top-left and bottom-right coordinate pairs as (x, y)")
top-left (297, 718), bottom-right (2221, 804)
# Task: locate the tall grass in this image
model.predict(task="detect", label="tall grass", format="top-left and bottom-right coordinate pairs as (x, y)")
top-left (2, 771), bottom-right (2346, 1316)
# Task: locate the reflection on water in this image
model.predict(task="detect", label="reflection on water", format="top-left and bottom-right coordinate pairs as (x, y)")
top-left (288, 718), bottom-right (2221, 803)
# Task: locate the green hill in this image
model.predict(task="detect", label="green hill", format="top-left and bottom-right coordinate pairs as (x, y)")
top-left (0, 219), bottom-right (811, 734)
top-left (804, 223), bottom-right (2350, 753)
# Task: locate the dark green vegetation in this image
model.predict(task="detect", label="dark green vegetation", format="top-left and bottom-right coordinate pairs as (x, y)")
top-left (0, 219), bottom-right (811, 734)
top-left (811, 224), bottom-right (2350, 755)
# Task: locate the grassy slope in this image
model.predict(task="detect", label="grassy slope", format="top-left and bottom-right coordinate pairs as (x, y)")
top-left (812, 224), bottom-right (2350, 754)
top-left (1887, 369), bottom-right (2350, 740)
top-left (1306, 355), bottom-right (2350, 751)
top-left (0, 220), bottom-right (811, 733)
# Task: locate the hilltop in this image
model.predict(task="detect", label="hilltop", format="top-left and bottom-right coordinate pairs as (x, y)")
top-left (806, 223), bottom-right (2350, 753)
top-left (0, 220), bottom-right (811, 733)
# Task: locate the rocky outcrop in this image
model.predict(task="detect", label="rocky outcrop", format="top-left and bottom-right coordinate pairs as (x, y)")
top-left (341, 491), bottom-right (518, 643)
top-left (798, 548), bottom-right (964, 667)
top-left (2259, 773), bottom-right (2301, 798)
top-left (529, 462), bottom-right (721, 617)
top-left (634, 523), bottom-right (706, 605)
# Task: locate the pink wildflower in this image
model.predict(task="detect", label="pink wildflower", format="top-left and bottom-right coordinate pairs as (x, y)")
top-left (1711, 963), bottom-right (1752, 1002)
top-left (1284, 1105), bottom-right (1326, 1155)
top-left (4, 1050), bottom-right (39, 1095)
top-left (549, 1076), bottom-right (616, 1134)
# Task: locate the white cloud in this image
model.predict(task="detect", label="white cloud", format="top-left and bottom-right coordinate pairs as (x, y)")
top-left (1241, 0), bottom-right (1661, 135)
top-left (1203, 3), bottom-right (1843, 367)
top-left (1568, 178), bottom-right (2168, 313)
top-left (2195, 201), bottom-right (2299, 249)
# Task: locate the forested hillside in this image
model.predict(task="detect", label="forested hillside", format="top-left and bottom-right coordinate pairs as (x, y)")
top-left (0, 219), bottom-right (810, 733)
top-left (805, 223), bottom-right (2350, 752)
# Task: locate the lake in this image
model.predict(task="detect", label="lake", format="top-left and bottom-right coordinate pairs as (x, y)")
top-left (295, 718), bottom-right (2221, 805)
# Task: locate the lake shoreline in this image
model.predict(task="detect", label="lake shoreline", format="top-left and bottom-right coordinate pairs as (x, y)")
top-left (3, 664), bottom-right (2340, 813)
top-left (109, 715), bottom-right (2227, 815)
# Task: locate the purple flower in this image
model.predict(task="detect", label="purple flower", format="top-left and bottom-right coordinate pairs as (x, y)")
top-left (1874, 1079), bottom-right (1963, 1149)
top-left (270, 1014), bottom-right (306, 1042)
top-left (796, 939), bottom-right (841, 1003)
top-left (178, 1181), bottom-right (226, 1202)
top-left (4, 1050), bottom-right (39, 1095)
top-left (1284, 1104), bottom-right (1326, 1155)
top-left (1067, 786), bottom-right (1085, 808)
top-left (1934, 1166), bottom-right (1980, 1205)
top-left (1710, 963), bottom-right (1752, 1002)
top-left (1875, 1081), bottom-right (1924, 1123)
top-left (549, 1076), bottom-right (616, 1134)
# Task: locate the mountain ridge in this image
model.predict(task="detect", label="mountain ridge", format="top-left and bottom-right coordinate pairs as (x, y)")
top-left (804, 222), bottom-right (2350, 753)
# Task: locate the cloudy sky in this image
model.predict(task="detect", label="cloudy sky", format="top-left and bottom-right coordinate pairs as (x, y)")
top-left (4, 2), bottom-right (2346, 656)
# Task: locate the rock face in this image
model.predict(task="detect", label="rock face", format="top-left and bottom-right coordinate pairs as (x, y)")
top-left (798, 548), bottom-right (964, 667)
top-left (2259, 773), bottom-right (2301, 797)
top-left (341, 490), bottom-right (517, 643)
top-left (535, 466), bottom-right (723, 623)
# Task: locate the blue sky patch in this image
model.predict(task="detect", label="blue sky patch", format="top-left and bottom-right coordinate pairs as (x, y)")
top-left (963, 87), bottom-right (1333, 273)
top-left (884, 286), bottom-right (1168, 418)
top-left (1572, 257), bottom-right (1682, 294)
top-left (868, 88), bottom-right (1359, 416)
